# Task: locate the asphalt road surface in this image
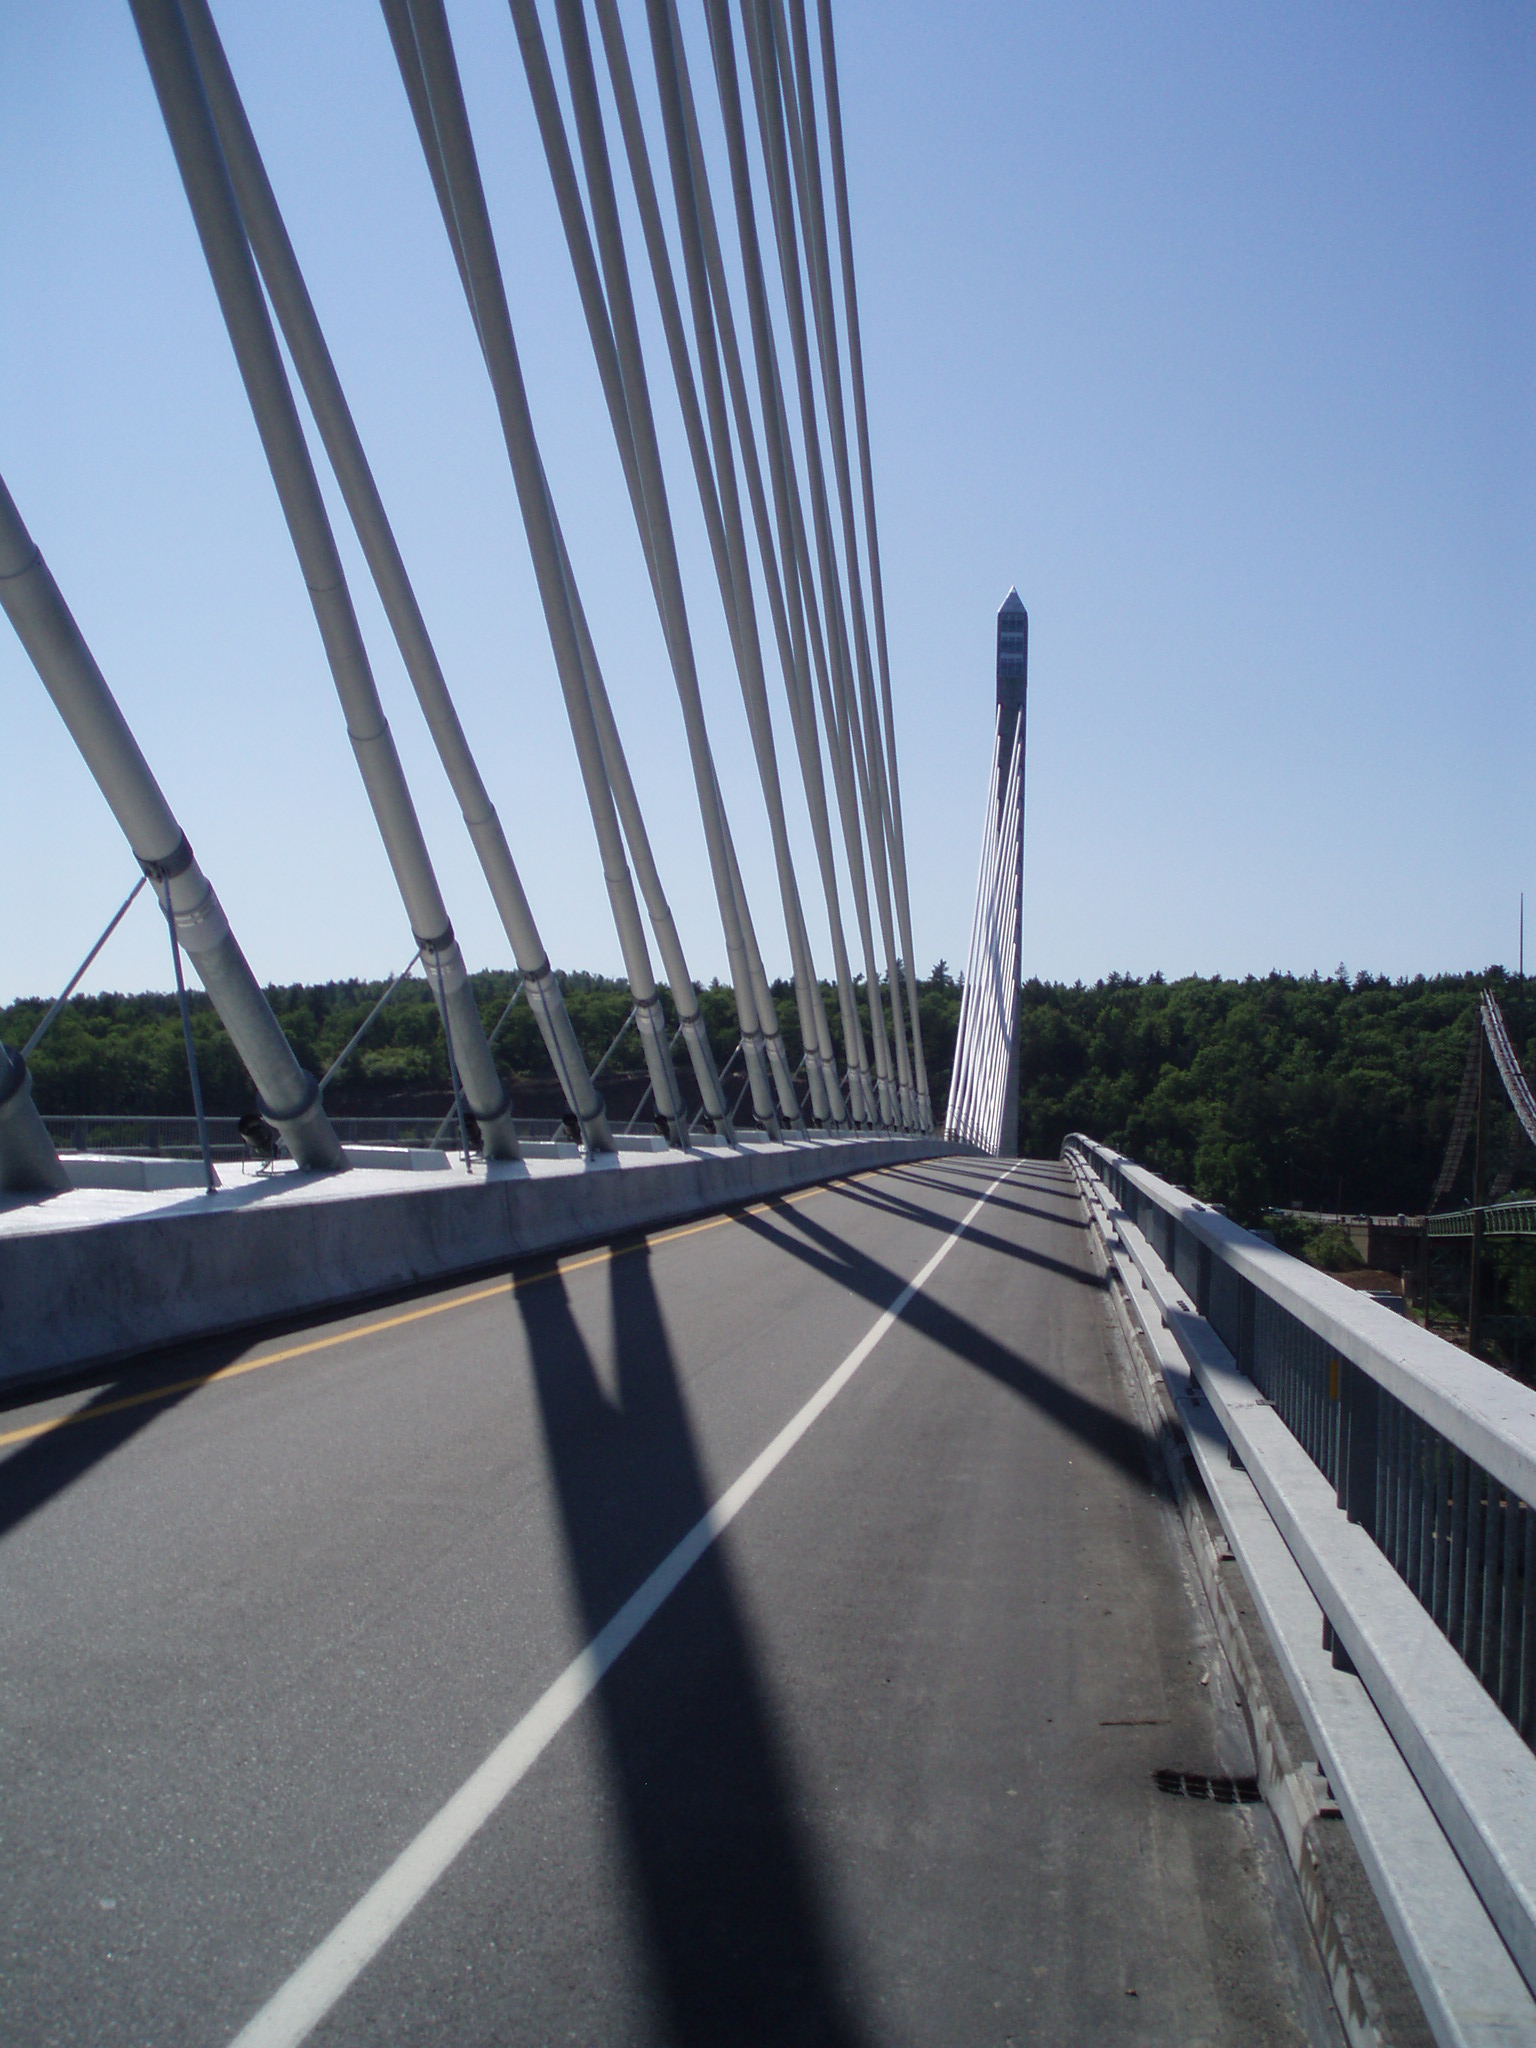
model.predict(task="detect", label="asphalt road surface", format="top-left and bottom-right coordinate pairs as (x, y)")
top-left (0, 1156), bottom-right (1340, 2046)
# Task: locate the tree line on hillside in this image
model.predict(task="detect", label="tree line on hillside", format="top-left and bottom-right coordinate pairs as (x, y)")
top-left (1016, 969), bottom-right (1535, 1222)
top-left (0, 965), bottom-right (962, 1127)
top-left (6, 965), bottom-right (1530, 1223)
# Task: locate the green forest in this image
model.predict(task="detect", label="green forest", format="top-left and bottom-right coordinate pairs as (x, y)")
top-left (1015, 969), bottom-right (1535, 1222)
top-left (0, 965), bottom-right (962, 1131)
top-left (5, 965), bottom-right (1529, 1224)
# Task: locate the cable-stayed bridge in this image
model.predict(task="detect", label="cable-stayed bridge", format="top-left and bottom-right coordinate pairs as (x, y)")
top-left (3, 8), bottom-right (1536, 2045)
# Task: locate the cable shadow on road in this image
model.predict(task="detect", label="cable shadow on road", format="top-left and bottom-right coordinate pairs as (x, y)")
top-left (875, 1165), bottom-right (1087, 1231)
top-left (0, 1348), bottom-right (244, 1546)
top-left (736, 1202), bottom-right (1155, 1491)
top-left (515, 1246), bottom-right (869, 2048)
top-left (823, 1180), bottom-right (1103, 1293)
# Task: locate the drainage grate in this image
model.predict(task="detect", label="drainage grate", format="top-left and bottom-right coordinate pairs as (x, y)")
top-left (1153, 1769), bottom-right (1261, 1805)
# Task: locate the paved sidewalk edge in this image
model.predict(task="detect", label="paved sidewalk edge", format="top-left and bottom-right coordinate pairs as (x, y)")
top-left (1081, 1179), bottom-right (1404, 2048)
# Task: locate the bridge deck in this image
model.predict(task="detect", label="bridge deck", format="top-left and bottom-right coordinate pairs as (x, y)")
top-left (0, 1157), bottom-right (1336, 2045)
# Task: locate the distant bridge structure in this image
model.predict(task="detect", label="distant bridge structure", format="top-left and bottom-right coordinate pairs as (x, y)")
top-left (1423, 987), bottom-right (1536, 1354)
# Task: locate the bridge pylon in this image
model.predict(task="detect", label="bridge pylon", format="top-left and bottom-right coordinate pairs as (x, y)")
top-left (945, 589), bottom-right (1027, 1155)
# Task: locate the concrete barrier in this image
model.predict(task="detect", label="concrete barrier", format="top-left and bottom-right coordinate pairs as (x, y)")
top-left (0, 1135), bottom-right (954, 1392)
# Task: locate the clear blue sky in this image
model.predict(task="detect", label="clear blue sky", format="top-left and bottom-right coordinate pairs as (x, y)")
top-left (2, 1), bottom-right (1532, 1005)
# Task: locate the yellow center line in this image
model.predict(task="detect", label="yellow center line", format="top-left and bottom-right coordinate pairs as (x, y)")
top-left (0, 1174), bottom-right (866, 1452)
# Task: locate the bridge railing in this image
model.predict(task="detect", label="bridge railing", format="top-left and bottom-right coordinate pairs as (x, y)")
top-left (1067, 1132), bottom-right (1536, 1740)
top-left (1065, 1133), bottom-right (1536, 2026)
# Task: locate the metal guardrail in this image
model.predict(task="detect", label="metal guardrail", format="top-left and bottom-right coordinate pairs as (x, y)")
top-left (1065, 1133), bottom-right (1536, 2037)
top-left (1068, 1133), bottom-right (1536, 1737)
top-left (41, 1112), bottom-right (569, 1159)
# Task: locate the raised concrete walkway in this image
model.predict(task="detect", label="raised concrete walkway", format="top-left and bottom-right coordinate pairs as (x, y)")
top-left (0, 1134), bottom-right (949, 1389)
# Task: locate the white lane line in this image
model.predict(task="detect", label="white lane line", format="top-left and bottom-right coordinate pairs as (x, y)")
top-left (228, 1159), bottom-right (1018, 2048)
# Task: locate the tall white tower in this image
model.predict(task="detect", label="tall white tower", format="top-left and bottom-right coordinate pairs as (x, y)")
top-left (945, 589), bottom-right (1028, 1154)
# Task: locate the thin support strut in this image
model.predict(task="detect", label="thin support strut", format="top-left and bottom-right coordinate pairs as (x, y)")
top-left (0, 469), bottom-right (343, 1172)
top-left (318, 956), bottom-right (419, 1096)
top-left (21, 877), bottom-right (147, 1063)
top-left (157, 868), bottom-right (218, 1196)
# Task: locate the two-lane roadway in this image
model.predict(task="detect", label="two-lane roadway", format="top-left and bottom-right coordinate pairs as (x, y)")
top-left (0, 1156), bottom-right (1338, 2045)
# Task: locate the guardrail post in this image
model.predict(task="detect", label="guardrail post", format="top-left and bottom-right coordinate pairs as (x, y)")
top-left (1465, 1465), bottom-right (1488, 1676)
top-left (1470, 1026), bottom-right (1489, 1357)
top-left (1237, 1277), bottom-right (1256, 1382)
top-left (1339, 1359), bottom-right (1379, 1538)
top-left (1196, 1241), bottom-right (1212, 1319)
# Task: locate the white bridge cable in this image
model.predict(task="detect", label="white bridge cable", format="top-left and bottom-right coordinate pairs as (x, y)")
top-left (177, 0), bottom-right (615, 1155)
top-left (129, 0), bottom-right (521, 1161)
top-left (588, 0), bottom-right (847, 1128)
top-left (948, 710), bottom-right (1023, 1150)
top-left (661, 0), bottom-right (875, 1127)
top-left (948, 729), bottom-right (1006, 1145)
top-left (948, 724), bottom-right (1022, 1152)
top-left (944, 733), bottom-right (1002, 1146)
top-left (741, 0), bottom-right (916, 1128)
top-left (814, 0), bottom-right (931, 1127)
top-left (726, 0), bottom-right (901, 1126)
top-left (507, 0), bottom-right (799, 1137)
top-left (1483, 991), bottom-right (1536, 1155)
top-left (773, 0), bottom-right (922, 1130)
top-left (706, 0), bottom-right (887, 1119)
top-left (499, 3), bottom-right (788, 1137)
top-left (379, 0), bottom-right (694, 1142)
top-left (551, 512), bottom-right (737, 1135)
top-left (767, 0), bottom-right (921, 1129)
top-left (985, 749), bottom-right (1024, 1152)
top-left (481, 28), bottom-right (732, 1141)
top-left (696, 0), bottom-right (881, 1127)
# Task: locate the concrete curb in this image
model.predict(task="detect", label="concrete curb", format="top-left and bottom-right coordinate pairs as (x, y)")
top-left (0, 1136), bottom-right (956, 1392)
top-left (1077, 1167), bottom-right (1400, 2048)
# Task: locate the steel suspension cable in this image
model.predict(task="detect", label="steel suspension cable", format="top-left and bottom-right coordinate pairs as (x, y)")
top-left (19, 876), bottom-right (146, 1064)
top-left (949, 724), bottom-right (1019, 1148)
top-left (810, 0), bottom-right (931, 1126)
top-left (947, 729), bottom-right (1004, 1142)
top-left (1431, 1028), bottom-right (1484, 1210)
top-left (380, 0), bottom-right (691, 1142)
top-left (658, 0), bottom-right (874, 1125)
top-left (547, 510), bottom-right (736, 1136)
top-left (698, 0), bottom-right (880, 1124)
top-left (738, 0), bottom-right (907, 1124)
top-left (495, 17), bottom-right (730, 1138)
top-left (716, 0), bottom-right (897, 1124)
top-left (508, 0), bottom-right (796, 1136)
top-left (130, 0), bottom-right (520, 1162)
top-left (179, 0), bottom-right (613, 1155)
top-left (0, 474), bottom-right (343, 1173)
top-left (574, 0), bottom-right (845, 1125)
top-left (768, 0), bottom-right (919, 1127)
